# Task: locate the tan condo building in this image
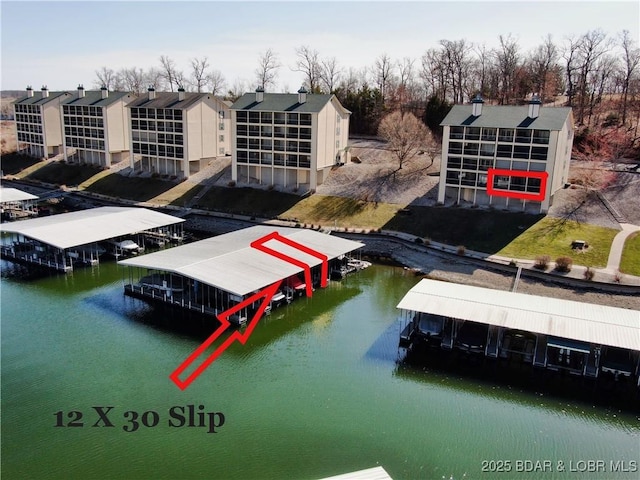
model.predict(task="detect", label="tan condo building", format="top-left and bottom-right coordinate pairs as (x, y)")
top-left (438, 96), bottom-right (574, 213)
top-left (230, 87), bottom-right (351, 191)
top-left (126, 87), bottom-right (231, 178)
top-left (14, 86), bottom-right (72, 158)
top-left (62, 86), bottom-right (136, 167)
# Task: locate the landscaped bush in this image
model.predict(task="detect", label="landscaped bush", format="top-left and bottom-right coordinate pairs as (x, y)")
top-left (534, 255), bottom-right (551, 270)
top-left (227, 180), bottom-right (236, 187)
top-left (414, 237), bottom-right (423, 244)
top-left (456, 245), bottom-right (466, 256)
top-left (555, 256), bottom-right (573, 273)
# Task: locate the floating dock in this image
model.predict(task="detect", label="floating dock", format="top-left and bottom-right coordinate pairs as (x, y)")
top-left (119, 225), bottom-right (365, 323)
top-left (0, 206), bottom-right (185, 272)
top-left (397, 279), bottom-right (640, 386)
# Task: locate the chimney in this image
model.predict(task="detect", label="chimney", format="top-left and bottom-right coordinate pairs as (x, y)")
top-left (41, 85), bottom-right (49, 98)
top-left (26, 86), bottom-right (34, 98)
top-left (77, 84), bottom-right (85, 98)
top-left (297, 86), bottom-right (307, 104)
top-left (178, 86), bottom-right (185, 101)
top-left (528, 94), bottom-right (542, 119)
top-left (471, 93), bottom-right (483, 116)
top-left (255, 86), bottom-right (264, 103)
top-left (101, 86), bottom-right (108, 99)
top-left (148, 86), bottom-right (156, 100)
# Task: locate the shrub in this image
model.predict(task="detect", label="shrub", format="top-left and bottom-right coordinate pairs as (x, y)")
top-left (509, 259), bottom-right (517, 267)
top-left (583, 267), bottom-right (595, 281)
top-left (423, 237), bottom-right (431, 246)
top-left (534, 255), bottom-right (551, 270)
top-left (456, 245), bottom-right (466, 256)
top-left (267, 184), bottom-right (275, 191)
top-left (414, 237), bottom-right (423, 244)
top-left (227, 180), bottom-right (236, 187)
top-left (555, 256), bottom-right (573, 273)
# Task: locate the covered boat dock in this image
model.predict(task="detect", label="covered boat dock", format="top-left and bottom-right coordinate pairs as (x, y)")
top-left (398, 279), bottom-right (640, 385)
top-left (119, 225), bottom-right (365, 324)
top-left (0, 206), bottom-right (185, 272)
top-left (0, 187), bottom-right (38, 221)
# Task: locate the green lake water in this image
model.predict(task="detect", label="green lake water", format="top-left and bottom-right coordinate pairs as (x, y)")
top-left (1, 261), bottom-right (639, 480)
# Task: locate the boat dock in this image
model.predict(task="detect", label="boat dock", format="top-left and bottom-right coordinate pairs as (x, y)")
top-left (397, 279), bottom-right (640, 387)
top-left (119, 225), bottom-right (366, 324)
top-left (0, 186), bottom-right (39, 221)
top-left (0, 206), bottom-right (185, 272)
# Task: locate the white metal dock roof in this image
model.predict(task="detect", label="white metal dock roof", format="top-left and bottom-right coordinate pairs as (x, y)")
top-left (0, 206), bottom-right (184, 249)
top-left (397, 279), bottom-right (640, 351)
top-left (0, 187), bottom-right (38, 203)
top-left (119, 225), bottom-right (364, 296)
top-left (319, 466), bottom-right (393, 480)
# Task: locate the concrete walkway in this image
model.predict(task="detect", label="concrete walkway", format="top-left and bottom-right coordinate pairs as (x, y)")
top-left (605, 223), bottom-right (640, 272)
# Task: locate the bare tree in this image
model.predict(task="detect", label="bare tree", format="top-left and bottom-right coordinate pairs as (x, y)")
top-left (120, 67), bottom-right (146, 94)
top-left (619, 30), bottom-right (640, 125)
top-left (145, 67), bottom-right (166, 91)
top-left (562, 35), bottom-right (582, 107)
top-left (528, 34), bottom-right (559, 102)
top-left (439, 39), bottom-right (472, 104)
top-left (575, 30), bottom-right (612, 124)
top-left (94, 67), bottom-right (116, 89)
top-left (159, 55), bottom-right (181, 92)
top-left (319, 56), bottom-right (342, 93)
top-left (226, 78), bottom-right (247, 102)
top-left (494, 34), bottom-right (521, 104)
top-left (293, 45), bottom-right (321, 92)
top-left (190, 57), bottom-right (211, 93)
top-left (378, 110), bottom-right (430, 172)
top-left (255, 48), bottom-right (281, 90)
top-left (373, 53), bottom-right (395, 105)
top-left (208, 70), bottom-right (226, 96)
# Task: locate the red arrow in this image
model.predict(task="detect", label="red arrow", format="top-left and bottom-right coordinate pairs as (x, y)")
top-left (169, 231), bottom-right (330, 390)
top-left (169, 281), bottom-right (281, 390)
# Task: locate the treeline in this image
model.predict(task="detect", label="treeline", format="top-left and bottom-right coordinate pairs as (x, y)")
top-left (93, 29), bottom-right (638, 154)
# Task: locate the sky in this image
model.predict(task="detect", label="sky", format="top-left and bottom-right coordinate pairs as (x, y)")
top-left (1, 1), bottom-right (638, 93)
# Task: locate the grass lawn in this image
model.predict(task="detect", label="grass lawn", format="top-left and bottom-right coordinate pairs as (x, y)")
top-left (620, 231), bottom-right (640, 276)
top-left (496, 217), bottom-right (619, 267)
top-left (195, 186), bottom-right (302, 218)
top-left (283, 195), bottom-right (402, 229)
top-left (25, 162), bottom-right (104, 186)
top-left (1, 152), bottom-right (42, 175)
top-left (385, 206), bottom-right (543, 253)
top-left (84, 173), bottom-right (178, 202)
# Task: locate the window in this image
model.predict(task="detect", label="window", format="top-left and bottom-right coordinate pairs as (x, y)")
top-left (513, 145), bottom-right (530, 159)
top-left (462, 158), bottom-right (477, 170)
top-left (448, 142), bottom-right (463, 155)
top-left (237, 111), bottom-right (247, 122)
top-left (480, 143), bottom-right (495, 156)
top-left (446, 170), bottom-right (461, 185)
top-left (219, 147), bottom-right (225, 155)
top-left (249, 112), bottom-right (260, 123)
top-left (463, 143), bottom-right (479, 156)
top-left (450, 126), bottom-right (464, 140)
top-left (481, 128), bottom-right (496, 141)
top-left (287, 113), bottom-right (298, 124)
top-left (515, 129), bottom-right (532, 143)
top-left (336, 140), bottom-right (340, 149)
top-left (219, 122), bottom-right (225, 130)
top-left (532, 130), bottom-right (550, 145)
top-left (237, 138), bottom-right (247, 149)
top-left (237, 150), bottom-right (248, 162)
top-left (300, 113), bottom-right (312, 125)
top-left (219, 110), bottom-right (225, 119)
top-left (237, 125), bottom-right (247, 136)
top-left (496, 144), bottom-right (512, 158)
top-left (498, 128), bottom-right (514, 142)
top-left (531, 146), bottom-right (548, 161)
top-left (261, 112), bottom-right (272, 123)
top-left (448, 157), bottom-right (462, 169)
top-left (219, 135), bottom-right (225, 142)
top-left (274, 112), bottom-right (286, 124)
top-left (466, 127), bottom-right (480, 141)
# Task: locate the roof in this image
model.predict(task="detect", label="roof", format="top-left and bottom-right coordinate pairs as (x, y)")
top-left (126, 92), bottom-right (218, 110)
top-left (440, 104), bottom-right (572, 130)
top-left (63, 90), bottom-right (133, 107)
top-left (320, 466), bottom-right (393, 480)
top-left (119, 225), bottom-right (364, 297)
top-left (0, 187), bottom-right (38, 203)
top-left (14, 90), bottom-right (71, 106)
top-left (231, 92), bottom-right (334, 113)
top-left (0, 207), bottom-right (184, 250)
top-left (397, 279), bottom-right (640, 351)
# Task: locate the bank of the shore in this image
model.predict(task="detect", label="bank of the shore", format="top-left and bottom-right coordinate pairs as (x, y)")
top-left (184, 213), bottom-right (640, 311)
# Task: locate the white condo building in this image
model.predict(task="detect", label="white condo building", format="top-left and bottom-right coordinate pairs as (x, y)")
top-left (438, 96), bottom-right (574, 213)
top-left (230, 87), bottom-right (351, 191)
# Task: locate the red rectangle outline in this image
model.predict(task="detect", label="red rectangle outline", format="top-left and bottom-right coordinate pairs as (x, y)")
top-left (486, 168), bottom-right (548, 201)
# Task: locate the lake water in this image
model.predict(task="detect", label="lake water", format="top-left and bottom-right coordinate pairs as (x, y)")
top-left (1, 261), bottom-right (638, 480)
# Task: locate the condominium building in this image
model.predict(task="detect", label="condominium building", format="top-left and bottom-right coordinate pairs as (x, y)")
top-left (230, 87), bottom-right (351, 191)
top-left (14, 86), bottom-right (72, 158)
top-left (62, 86), bottom-right (135, 167)
top-left (126, 88), bottom-right (231, 178)
top-left (438, 96), bottom-right (574, 213)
